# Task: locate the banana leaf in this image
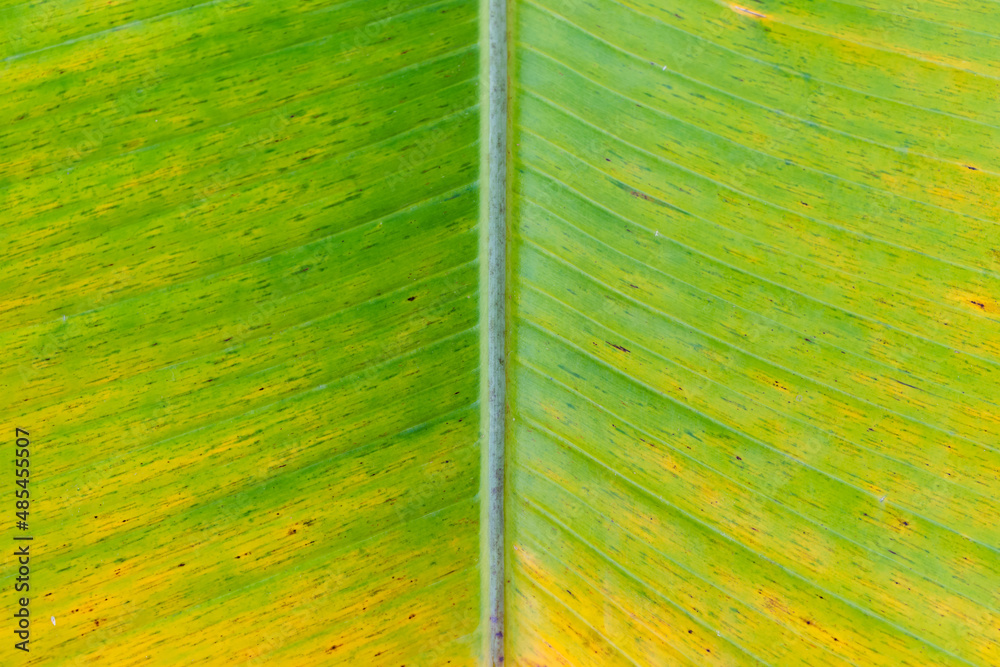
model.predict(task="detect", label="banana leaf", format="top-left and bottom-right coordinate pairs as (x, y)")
top-left (1, 0), bottom-right (996, 664)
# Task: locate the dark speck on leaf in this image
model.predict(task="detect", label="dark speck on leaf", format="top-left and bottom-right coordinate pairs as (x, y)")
top-left (407, 296), bottom-right (416, 301)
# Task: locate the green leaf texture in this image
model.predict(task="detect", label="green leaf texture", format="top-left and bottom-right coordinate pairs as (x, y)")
top-left (506, 0), bottom-right (1000, 665)
top-left (2, 0), bottom-right (999, 664)
top-left (1, 0), bottom-right (483, 664)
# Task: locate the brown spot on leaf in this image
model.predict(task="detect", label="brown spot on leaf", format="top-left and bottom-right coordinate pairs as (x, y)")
top-left (730, 3), bottom-right (767, 18)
